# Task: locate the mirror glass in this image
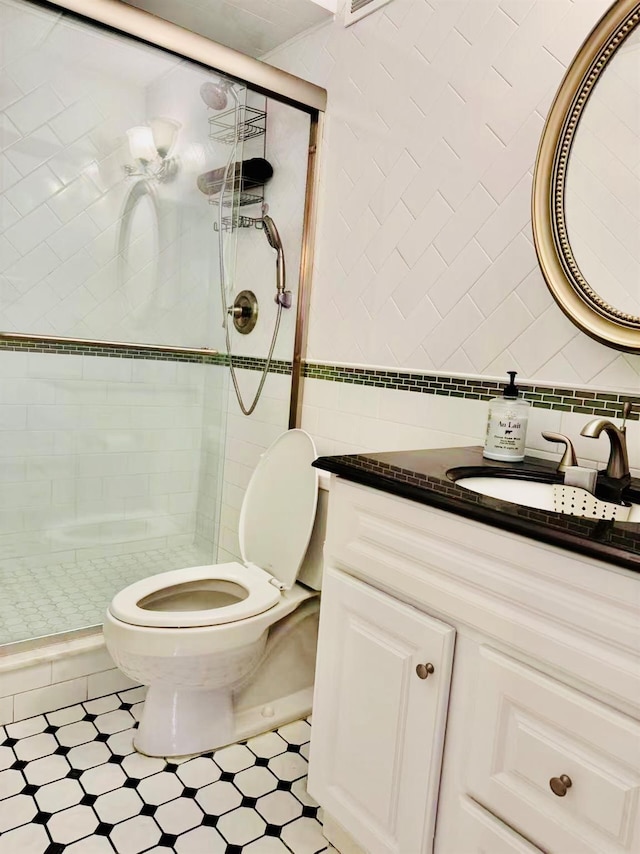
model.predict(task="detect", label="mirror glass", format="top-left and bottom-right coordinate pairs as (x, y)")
top-left (532, 0), bottom-right (640, 351)
top-left (564, 25), bottom-right (640, 320)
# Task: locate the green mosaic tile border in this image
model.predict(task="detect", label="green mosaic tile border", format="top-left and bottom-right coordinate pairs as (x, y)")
top-left (228, 354), bottom-right (292, 375)
top-left (303, 362), bottom-right (639, 420)
top-left (2, 338), bottom-right (634, 418)
top-left (0, 337), bottom-right (292, 374)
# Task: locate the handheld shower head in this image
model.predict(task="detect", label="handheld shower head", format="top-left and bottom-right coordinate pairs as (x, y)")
top-left (262, 215), bottom-right (289, 306)
top-left (262, 214), bottom-right (282, 253)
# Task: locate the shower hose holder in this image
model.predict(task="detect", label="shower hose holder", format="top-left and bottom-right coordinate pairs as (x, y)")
top-left (276, 291), bottom-right (292, 309)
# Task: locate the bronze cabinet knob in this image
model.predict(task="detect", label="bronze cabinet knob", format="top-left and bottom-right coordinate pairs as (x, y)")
top-left (549, 774), bottom-right (572, 797)
top-left (416, 663), bottom-right (435, 680)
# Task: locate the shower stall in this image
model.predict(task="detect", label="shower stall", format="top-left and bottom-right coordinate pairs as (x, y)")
top-left (0, 0), bottom-right (323, 650)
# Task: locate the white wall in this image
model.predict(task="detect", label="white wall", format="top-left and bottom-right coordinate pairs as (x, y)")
top-left (265, 0), bottom-right (640, 390)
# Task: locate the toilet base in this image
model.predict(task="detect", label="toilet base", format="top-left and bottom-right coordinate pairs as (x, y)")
top-left (134, 683), bottom-right (233, 757)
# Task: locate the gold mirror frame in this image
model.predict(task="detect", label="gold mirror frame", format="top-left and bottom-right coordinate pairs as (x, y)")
top-left (532, 0), bottom-right (640, 352)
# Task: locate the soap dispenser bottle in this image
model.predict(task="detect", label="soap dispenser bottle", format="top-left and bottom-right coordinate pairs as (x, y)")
top-left (483, 371), bottom-right (530, 462)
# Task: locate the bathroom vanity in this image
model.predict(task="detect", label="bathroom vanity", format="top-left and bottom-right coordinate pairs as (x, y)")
top-left (307, 448), bottom-right (640, 854)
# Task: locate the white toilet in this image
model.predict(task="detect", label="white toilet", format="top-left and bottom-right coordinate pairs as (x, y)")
top-left (103, 429), bottom-right (324, 757)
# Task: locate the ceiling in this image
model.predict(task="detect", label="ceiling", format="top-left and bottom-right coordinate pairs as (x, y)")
top-left (123, 0), bottom-right (334, 58)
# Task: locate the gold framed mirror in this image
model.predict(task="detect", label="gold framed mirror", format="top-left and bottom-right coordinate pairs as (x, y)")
top-left (532, 0), bottom-right (640, 352)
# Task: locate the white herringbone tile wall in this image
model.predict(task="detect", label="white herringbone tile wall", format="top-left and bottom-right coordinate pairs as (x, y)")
top-left (0, 0), bottom-right (235, 350)
top-left (265, 0), bottom-right (640, 390)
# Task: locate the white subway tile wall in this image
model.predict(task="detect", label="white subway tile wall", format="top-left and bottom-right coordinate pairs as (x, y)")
top-left (0, 344), bottom-right (227, 644)
top-left (264, 0), bottom-right (640, 390)
top-left (300, 375), bottom-right (640, 478)
top-left (217, 370), bottom-right (292, 564)
top-left (0, 636), bottom-right (140, 726)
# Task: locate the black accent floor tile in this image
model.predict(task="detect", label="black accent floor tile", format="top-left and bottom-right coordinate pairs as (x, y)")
top-left (265, 824), bottom-right (282, 837)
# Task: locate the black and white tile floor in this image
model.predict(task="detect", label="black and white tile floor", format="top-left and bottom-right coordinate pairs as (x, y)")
top-left (0, 686), bottom-right (327, 854)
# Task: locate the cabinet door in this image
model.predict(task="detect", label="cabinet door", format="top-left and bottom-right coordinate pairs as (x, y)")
top-left (308, 568), bottom-right (455, 854)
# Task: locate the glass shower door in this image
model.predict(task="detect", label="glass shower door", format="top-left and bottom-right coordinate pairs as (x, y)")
top-left (0, 0), bottom-right (246, 646)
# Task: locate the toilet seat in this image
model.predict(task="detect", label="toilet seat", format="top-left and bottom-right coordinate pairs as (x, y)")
top-left (107, 429), bottom-right (318, 631)
top-left (108, 562), bottom-right (282, 628)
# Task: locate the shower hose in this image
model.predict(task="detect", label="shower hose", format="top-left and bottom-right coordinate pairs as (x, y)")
top-left (216, 97), bottom-right (283, 417)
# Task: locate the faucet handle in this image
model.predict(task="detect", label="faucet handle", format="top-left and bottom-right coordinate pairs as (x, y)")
top-left (622, 401), bottom-right (633, 430)
top-left (542, 432), bottom-right (578, 472)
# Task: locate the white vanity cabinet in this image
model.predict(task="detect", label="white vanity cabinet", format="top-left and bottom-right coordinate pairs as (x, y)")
top-left (308, 477), bottom-right (640, 854)
top-left (308, 567), bottom-right (455, 854)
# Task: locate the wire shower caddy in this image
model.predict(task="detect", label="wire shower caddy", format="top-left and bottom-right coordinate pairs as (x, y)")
top-left (208, 104), bottom-right (268, 232)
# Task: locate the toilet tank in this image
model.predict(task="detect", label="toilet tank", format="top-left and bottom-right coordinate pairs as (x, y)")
top-left (297, 473), bottom-right (329, 591)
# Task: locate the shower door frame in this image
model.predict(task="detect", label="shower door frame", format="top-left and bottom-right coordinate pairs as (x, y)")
top-left (2, 0), bottom-right (327, 428)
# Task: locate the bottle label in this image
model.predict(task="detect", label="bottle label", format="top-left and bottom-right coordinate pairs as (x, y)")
top-left (485, 415), bottom-right (526, 455)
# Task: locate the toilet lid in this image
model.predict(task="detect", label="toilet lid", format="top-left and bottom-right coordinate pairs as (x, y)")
top-left (239, 429), bottom-right (318, 590)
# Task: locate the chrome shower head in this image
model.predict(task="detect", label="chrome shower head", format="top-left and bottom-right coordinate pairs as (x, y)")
top-left (200, 79), bottom-right (235, 111)
top-left (262, 215), bottom-right (282, 253)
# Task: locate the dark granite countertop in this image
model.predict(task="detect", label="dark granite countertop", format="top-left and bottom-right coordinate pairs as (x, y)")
top-left (313, 446), bottom-right (640, 574)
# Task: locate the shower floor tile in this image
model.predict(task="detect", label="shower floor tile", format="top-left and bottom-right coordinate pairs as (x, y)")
top-left (0, 687), bottom-right (326, 853)
top-left (0, 545), bottom-right (213, 646)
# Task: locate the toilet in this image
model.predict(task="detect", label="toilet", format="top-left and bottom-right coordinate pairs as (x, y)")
top-left (103, 429), bottom-right (324, 757)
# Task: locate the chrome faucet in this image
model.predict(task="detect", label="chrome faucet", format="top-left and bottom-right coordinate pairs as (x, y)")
top-left (580, 402), bottom-right (632, 481)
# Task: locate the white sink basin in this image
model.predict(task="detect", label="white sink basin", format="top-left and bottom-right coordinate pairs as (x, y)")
top-left (454, 476), bottom-right (640, 522)
top-left (455, 476), bottom-right (556, 511)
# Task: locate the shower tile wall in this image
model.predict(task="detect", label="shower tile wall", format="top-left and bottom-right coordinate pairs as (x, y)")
top-left (217, 369), bottom-right (292, 563)
top-left (0, 0), bottom-right (228, 348)
top-left (0, 0), bottom-right (251, 644)
top-left (195, 364), bottom-right (228, 555)
top-left (0, 349), bottom-right (213, 644)
top-left (208, 96), bottom-right (312, 563)
top-left (231, 96), bottom-right (311, 363)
